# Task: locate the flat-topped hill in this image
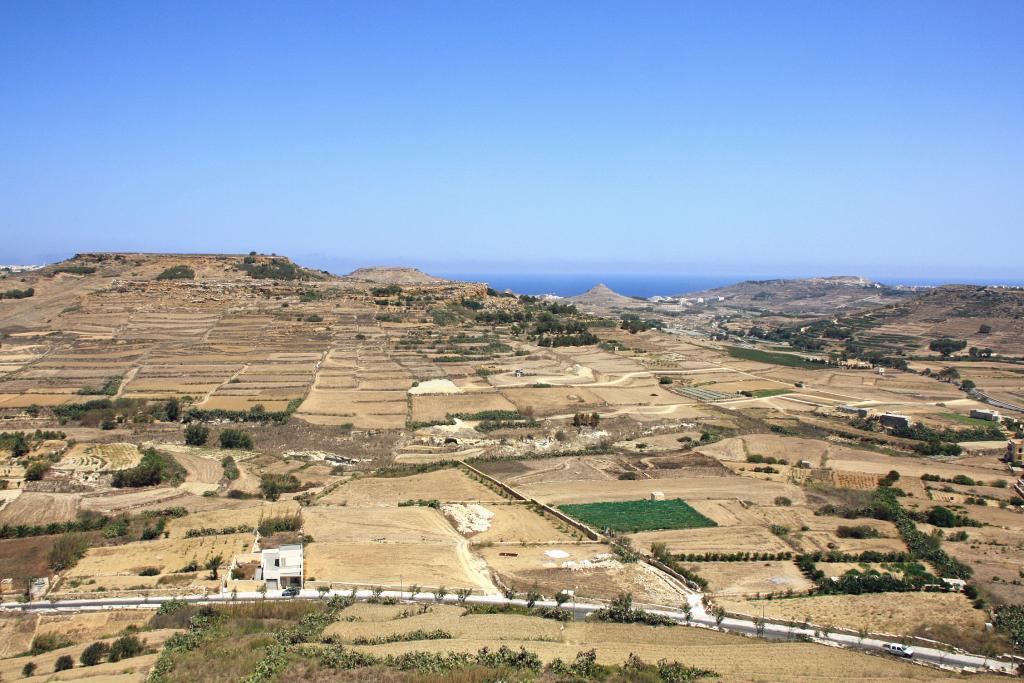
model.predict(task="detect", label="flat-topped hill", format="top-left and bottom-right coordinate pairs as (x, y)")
top-left (344, 266), bottom-right (446, 285)
top-left (682, 275), bottom-right (916, 315)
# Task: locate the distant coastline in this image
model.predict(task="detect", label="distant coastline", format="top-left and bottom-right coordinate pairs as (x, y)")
top-left (435, 273), bottom-right (1024, 299)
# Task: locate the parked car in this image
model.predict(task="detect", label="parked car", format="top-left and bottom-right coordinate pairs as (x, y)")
top-left (883, 643), bottom-right (914, 658)
top-left (282, 587), bottom-right (300, 597)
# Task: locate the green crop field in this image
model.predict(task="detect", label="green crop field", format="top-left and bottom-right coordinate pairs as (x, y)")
top-left (725, 346), bottom-right (825, 369)
top-left (940, 412), bottom-right (998, 427)
top-left (558, 499), bottom-right (717, 533)
top-left (747, 388), bottom-right (794, 398)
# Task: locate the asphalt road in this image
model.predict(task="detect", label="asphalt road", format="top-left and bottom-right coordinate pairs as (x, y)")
top-left (2, 588), bottom-right (1014, 674)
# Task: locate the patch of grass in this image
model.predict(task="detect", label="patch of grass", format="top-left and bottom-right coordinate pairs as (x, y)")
top-left (939, 412), bottom-right (998, 427)
top-left (558, 498), bottom-right (717, 533)
top-left (725, 346), bottom-right (825, 369)
top-left (747, 388), bottom-right (794, 398)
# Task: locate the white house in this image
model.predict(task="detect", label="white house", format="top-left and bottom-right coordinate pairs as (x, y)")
top-left (256, 544), bottom-right (303, 590)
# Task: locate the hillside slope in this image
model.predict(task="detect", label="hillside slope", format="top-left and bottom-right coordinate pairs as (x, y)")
top-left (682, 276), bottom-right (915, 315)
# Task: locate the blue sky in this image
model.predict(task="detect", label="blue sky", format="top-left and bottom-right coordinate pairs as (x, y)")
top-left (2, 1), bottom-right (1022, 279)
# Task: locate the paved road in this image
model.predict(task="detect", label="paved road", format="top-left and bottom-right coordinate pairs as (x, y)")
top-left (2, 588), bottom-right (1014, 674)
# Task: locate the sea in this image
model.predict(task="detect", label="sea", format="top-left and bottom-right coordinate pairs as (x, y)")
top-left (432, 273), bottom-right (1024, 299)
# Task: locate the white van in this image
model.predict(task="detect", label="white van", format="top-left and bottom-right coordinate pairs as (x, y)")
top-left (883, 643), bottom-right (914, 658)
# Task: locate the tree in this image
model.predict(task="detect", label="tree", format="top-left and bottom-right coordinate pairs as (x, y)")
top-left (979, 324), bottom-right (992, 334)
top-left (927, 506), bottom-right (959, 528)
top-left (184, 423), bottom-right (209, 446)
top-left (24, 460), bottom-right (50, 481)
top-left (960, 379), bottom-right (976, 392)
top-left (205, 553), bottom-right (223, 580)
top-left (318, 585), bottom-right (330, 599)
top-left (165, 398), bottom-right (180, 422)
top-left (80, 641), bottom-right (110, 666)
top-left (257, 583), bottom-right (267, 599)
top-left (929, 338), bottom-right (967, 358)
top-left (10, 432), bottom-right (29, 457)
top-left (108, 634), bottom-right (144, 662)
top-left (526, 584), bottom-right (542, 608)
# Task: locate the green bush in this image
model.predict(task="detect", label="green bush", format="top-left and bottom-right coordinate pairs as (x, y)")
top-left (259, 474), bottom-right (301, 501)
top-left (593, 593), bottom-right (675, 626)
top-left (80, 641), bottom-right (110, 666)
top-left (108, 634), bottom-right (145, 662)
top-left (155, 265), bottom-right (195, 280)
top-left (24, 460), bottom-right (51, 481)
top-left (218, 429), bottom-right (253, 450)
top-left (0, 287), bottom-right (34, 300)
top-left (184, 423), bottom-right (209, 446)
top-left (112, 449), bottom-right (183, 488)
top-left (221, 455), bottom-right (239, 480)
top-left (54, 655), bottom-right (74, 672)
top-left (30, 633), bottom-right (72, 654)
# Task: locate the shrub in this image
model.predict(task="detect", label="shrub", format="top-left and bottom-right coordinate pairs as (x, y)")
top-left (30, 633), bottom-right (72, 654)
top-left (108, 634), bottom-right (146, 663)
top-left (54, 655), bottom-right (74, 672)
top-left (80, 641), bottom-right (110, 666)
top-left (836, 525), bottom-right (881, 539)
top-left (258, 511), bottom-right (302, 535)
top-left (112, 449), bottom-right (182, 488)
top-left (593, 593), bottom-right (675, 626)
top-left (259, 474), bottom-right (300, 501)
top-left (24, 460), bottom-right (51, 481)
top-left (219, 429), bottom-right (253, 450)
top-left (49, 533), bottom-right (89, 571)
top-left (184, 423), bottom-right (209, 446)
top-left (774, 496), bottom-right (792, 506)
top-left (0, 287), bottom-right (34, 299)
top-left (155, 265), bottom-right (195, 280)
top-left (22, 661), bottom-right (37, 677)
top-left (221, 455), bottom-right (239, 480)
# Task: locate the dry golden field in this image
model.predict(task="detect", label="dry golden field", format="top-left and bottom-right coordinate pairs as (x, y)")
top-left (719, 591), bottom-right (987, 636)
top-left (319, 469), bottom-right (504, 506)
top-left (346, 616), bottom-right (1005, 682)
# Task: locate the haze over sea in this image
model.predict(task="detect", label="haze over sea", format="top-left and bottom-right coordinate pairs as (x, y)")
top-left (434, 273), bottom-right (1024, 299)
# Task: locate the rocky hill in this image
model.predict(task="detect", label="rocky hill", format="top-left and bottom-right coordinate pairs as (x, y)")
top-left (837, 285), bottom-right (1024, 356)
top-left (682, 276), bottom-right (916, 315)
top-left (344, 266), bottom-right (446, 285)
top-left (567, 284), bottom-right (648, 314)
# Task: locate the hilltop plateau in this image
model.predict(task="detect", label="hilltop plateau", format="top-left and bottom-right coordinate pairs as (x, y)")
top-left (345, 266), bottom-right (446, 285)
top-left (680, 276), bottom-right (916, 315)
